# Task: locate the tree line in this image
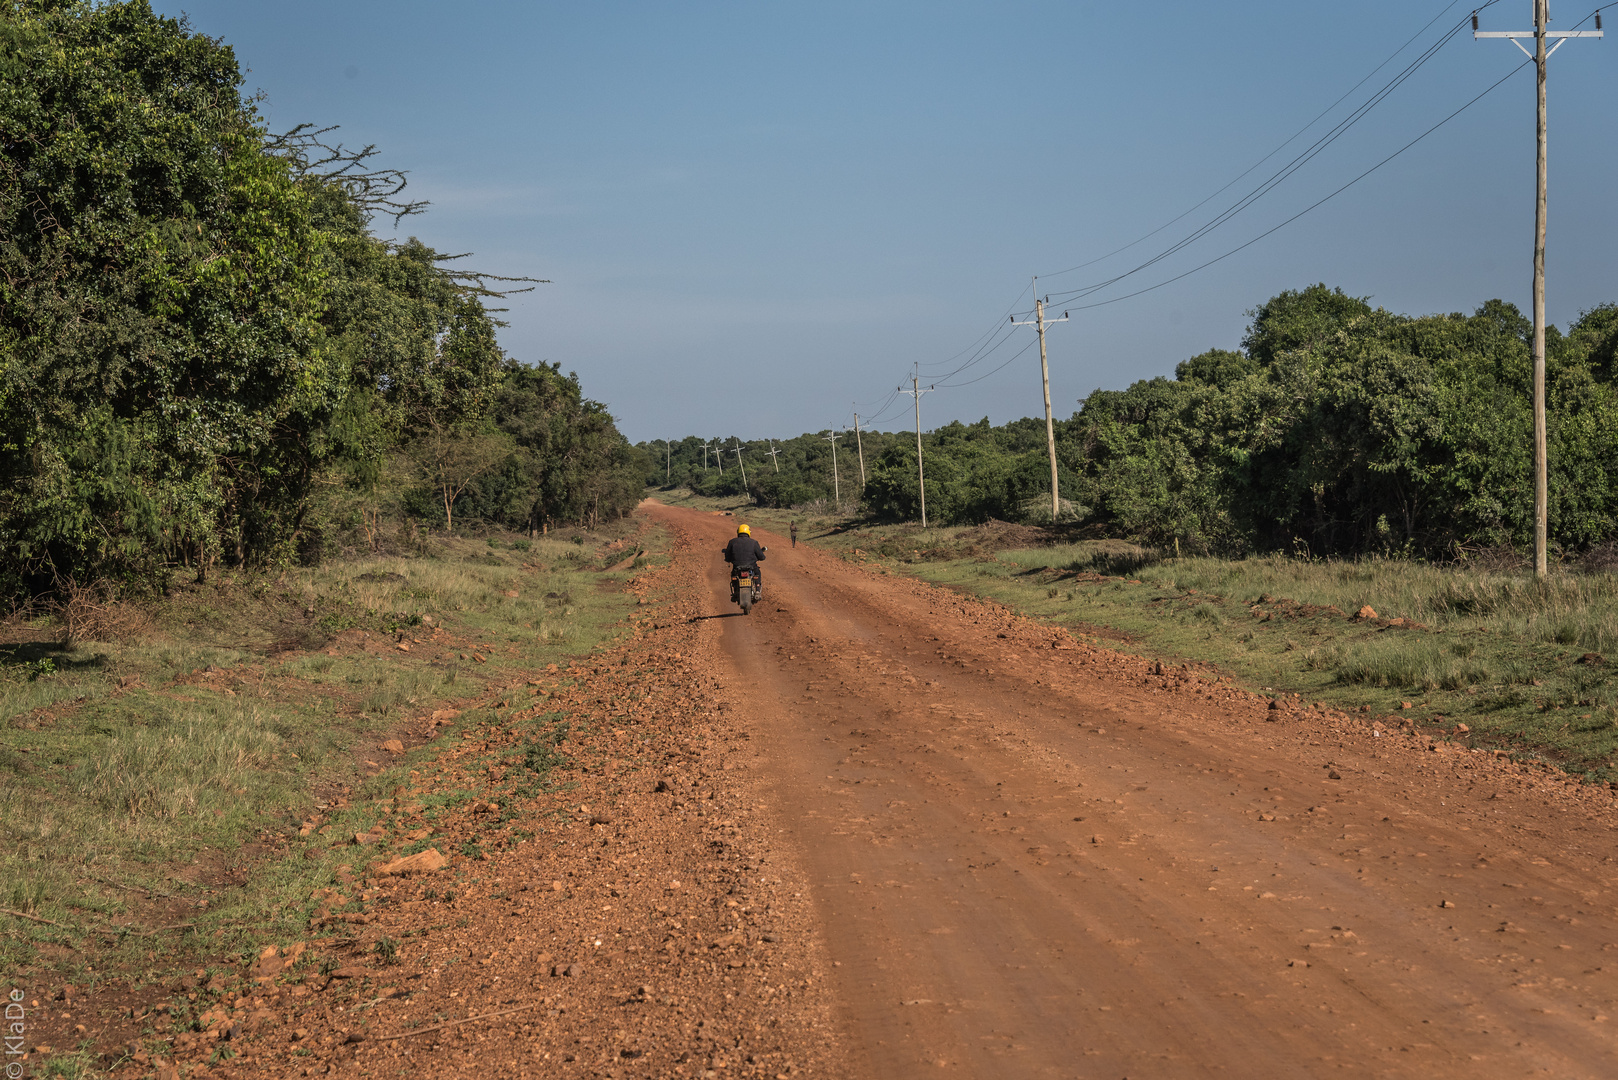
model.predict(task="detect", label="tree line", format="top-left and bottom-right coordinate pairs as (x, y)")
top-left (0, 0), bottom-right (644, 599)
top-left (650, 284), bottom-right (1618, 559)
top-left (639, 430), bottom-right (899, 511)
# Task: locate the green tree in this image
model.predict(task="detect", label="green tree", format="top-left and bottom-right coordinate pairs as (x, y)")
top-left (405, 425), bottom-right (514, 534)
top-left (269, 126), bottom-right (529, 538)
top-left (1241, 284), bottom-right (1375, 366)
top-left (460, 363), bottom-right (646, 532)
top-left (0, 0), bottom-right (333, 590)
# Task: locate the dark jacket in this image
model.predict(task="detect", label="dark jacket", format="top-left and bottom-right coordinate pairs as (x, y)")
top-left (723, 535), bottom-right (766, 570)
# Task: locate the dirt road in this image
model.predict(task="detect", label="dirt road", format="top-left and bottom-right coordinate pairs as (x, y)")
top-left (656, 503), bottom-right (1618, 1079)
top-left (81, 503), bottom-right (1618, 1079)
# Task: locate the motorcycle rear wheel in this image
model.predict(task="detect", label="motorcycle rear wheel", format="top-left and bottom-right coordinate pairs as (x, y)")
top-left (739, 589), bottom-right (753, 614)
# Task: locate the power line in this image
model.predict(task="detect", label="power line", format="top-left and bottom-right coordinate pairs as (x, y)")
top-left (885, 281), bottom-right (1037, 397)
top-left (1011, 286), bottom-right (1070, 522)
top-left (821, 430), bottom-right (843, 508)
top-left (850, 409), bottom-right (867, 487)
top-left (918, 280), bottom-right (1034, 375)
top-left (847, 1), bottom-right (1527, 427)
top-left (857, 3), bottom-right (1493, 418)
top-left (852, 385), bottom-right (900, 419)
top-left (1474, 3), bottom-right (1606, 577)
top-left (898, 374), bottom-right (937, 527)
top-left (934, 338), bottom-right (1038, 388)
top-left (1038, 0), bottom-right (1483, 281)
top-left (862, 398), bottom-right (913, 427)
top-left (923, 320), bottom-right (1023, 379)
top-left (1060, 55), bottom-right (1534, 313)
top-left (1044, 4), bottom-right (1490, 306)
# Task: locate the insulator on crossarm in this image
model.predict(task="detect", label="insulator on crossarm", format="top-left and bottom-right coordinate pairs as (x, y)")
top-left (1598, 11), bottom-right (1604, 31)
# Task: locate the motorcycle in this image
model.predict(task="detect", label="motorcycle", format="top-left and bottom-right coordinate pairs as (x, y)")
top-left (731, 564), bottom-right (762, 614)
top-left (726, 547), bottom-right (765, 615)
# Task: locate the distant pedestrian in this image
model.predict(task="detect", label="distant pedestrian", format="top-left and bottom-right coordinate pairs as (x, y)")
top-left (789, 521), bottom-right (799, 548)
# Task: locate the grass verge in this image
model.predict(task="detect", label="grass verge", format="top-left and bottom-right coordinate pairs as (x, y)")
top-left (0, 519), bottom-right (659, 990)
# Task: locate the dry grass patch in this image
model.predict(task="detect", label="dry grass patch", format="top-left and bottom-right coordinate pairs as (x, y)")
top-left (0, 521), bottom-right (655, 978)
top-left (53, 579), bottom-right (153, 646)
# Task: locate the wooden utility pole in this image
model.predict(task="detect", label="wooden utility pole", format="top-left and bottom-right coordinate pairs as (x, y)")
top-left (765, 442), bottom-right (782, 473)
top-left (1476, 3), bottom-right (1603, 577)
top-left (1012, 280), bottom-right (1069, 523)
top-left (733, 442), bottom-right (748, 489)
top-left (822, 431), bottom-right (843, 508)
top-left (898, 374), bottom-right (936, 527)
top-left (1534, 0), bottom-right (1548, 577)
top-left (707, 441), bottom-right (722, 475)
top-left (851, 409), bottom-right (866, 487)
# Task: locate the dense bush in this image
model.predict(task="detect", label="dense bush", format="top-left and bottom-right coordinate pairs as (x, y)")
top-left (864, 419), bottom-right (1070, 524)
top-left (0, 1), bottom-right (642, 595)
top-left (1072, 286), bottom-right (1618, 556)
top-left (0, 0), bottom-right (332, 591)
top-left (457, 363), bottom-right (649, 534)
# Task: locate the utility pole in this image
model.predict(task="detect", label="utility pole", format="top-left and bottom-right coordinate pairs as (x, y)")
top-left (765, 442), bottom-right (782, 473)
top-left (707, 441), bottom-right (722, 475)
top-left (1012, 278), bottom-right (1069, 523)
top-left (898, 373), bottom-right (936, 527)
top-left (851, 409), bottom-right (866, 487)
top-left (822, 431), bottom-right (843, 509)
top-left (732, 442), bottom-right (747, 490)
top-left (1476, 3), bottom-right (1603, 577)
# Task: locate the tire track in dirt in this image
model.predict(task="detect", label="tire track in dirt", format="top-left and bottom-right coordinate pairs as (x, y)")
top-left (652, 503), bottom-right (1618, 1080)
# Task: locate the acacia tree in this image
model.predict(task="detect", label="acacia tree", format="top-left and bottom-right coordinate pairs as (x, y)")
top-left (270, 126), bottom-right (543, 548)
top-left (406, 425), bottom-right (513, 533)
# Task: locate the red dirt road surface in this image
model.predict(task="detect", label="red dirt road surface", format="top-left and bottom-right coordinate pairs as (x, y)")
top-left (80, 502), bottom-right (1618, 1080)
top-left (652, 502), bottom-right (1618, 1078)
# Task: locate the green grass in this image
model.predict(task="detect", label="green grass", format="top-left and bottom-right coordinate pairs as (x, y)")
top-left (0, 518), bottom-right (653, 982)
top-left (804, 523), bottom-right (1618, 778)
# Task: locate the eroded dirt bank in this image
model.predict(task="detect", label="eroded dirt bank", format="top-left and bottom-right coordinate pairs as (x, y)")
top-left (77, 502), bottom-right (1618, 1078)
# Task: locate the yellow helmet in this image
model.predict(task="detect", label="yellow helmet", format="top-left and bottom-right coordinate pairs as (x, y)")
top-left (737, 524), bottom-right (751, 536)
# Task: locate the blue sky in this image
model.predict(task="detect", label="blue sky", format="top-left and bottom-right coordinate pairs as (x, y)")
top-left (155, 1), bottom-right (1618, 441)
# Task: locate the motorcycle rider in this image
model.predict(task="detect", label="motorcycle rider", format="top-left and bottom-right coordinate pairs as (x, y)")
top-left (723, 523), bottom-right (767, 596)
